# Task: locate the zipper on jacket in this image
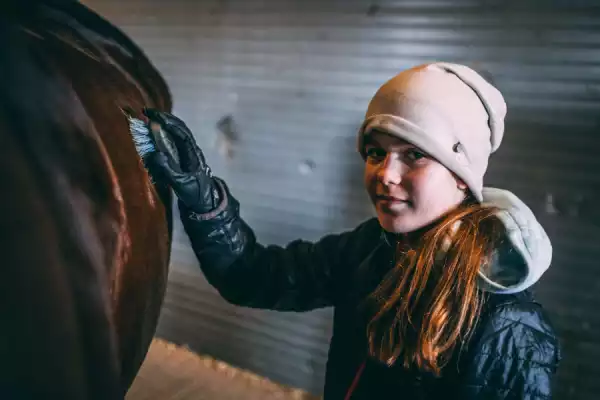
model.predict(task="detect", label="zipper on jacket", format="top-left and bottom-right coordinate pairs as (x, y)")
top-left (344, 360), bottom-right (366, 400)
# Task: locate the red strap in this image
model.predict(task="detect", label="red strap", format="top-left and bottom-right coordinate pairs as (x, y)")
top-left (344, 360), bottom-right (367, 400)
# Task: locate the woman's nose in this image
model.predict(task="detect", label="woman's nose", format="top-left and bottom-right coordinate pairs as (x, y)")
top-left (379, 155), bottom-right (403, 186)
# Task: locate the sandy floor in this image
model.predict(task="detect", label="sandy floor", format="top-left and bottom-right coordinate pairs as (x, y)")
top-left (126, 338), bottom-right (320, 400)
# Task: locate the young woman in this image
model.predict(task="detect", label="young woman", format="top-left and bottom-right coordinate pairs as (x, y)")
top-left (138, 62), bottom-right (560, 399)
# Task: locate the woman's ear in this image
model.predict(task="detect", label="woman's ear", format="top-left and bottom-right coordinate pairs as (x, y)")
top-left (454, 175), bottom-right (468, 191)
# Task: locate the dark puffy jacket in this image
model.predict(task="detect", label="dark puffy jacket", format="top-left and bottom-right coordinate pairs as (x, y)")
top-left (179, 180), bottom-right (561, 399)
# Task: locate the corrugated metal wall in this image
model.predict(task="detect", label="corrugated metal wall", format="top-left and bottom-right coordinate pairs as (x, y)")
top-left (85, 0), bottom-right (600, 398)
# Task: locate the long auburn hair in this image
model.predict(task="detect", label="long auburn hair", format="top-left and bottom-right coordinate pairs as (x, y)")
top-left (365, 199), bottom-right (505, 375)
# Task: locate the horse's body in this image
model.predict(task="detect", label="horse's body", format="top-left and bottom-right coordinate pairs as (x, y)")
top-left (1, 1), bottom-right (173, 398)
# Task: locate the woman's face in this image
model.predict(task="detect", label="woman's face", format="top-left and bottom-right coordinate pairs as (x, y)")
top-left (364, 131), bottom-right (467, 233)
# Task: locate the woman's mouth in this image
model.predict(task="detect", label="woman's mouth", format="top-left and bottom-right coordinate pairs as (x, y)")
top-left (377, 194), bottom-right (407, 202)
top-left (376, 195), bottom-right (411, 209)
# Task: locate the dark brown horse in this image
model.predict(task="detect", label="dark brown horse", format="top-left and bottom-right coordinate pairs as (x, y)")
top-left (1, 1), bottom-right (173, 398)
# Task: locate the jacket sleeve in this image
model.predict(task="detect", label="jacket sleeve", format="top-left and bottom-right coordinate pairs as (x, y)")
top-left (176, 178), bottom-right (370, 312)
top-left (457, 301), bottom-right (561, 399)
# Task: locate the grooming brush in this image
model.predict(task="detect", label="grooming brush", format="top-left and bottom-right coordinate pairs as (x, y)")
top-left (122, 106), bottom-right (180, 165)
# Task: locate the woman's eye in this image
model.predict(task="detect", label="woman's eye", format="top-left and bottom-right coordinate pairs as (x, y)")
top-left (366, 147), bottom-right (386, 161)
top-left (406, 149), bottom-right (426, 161)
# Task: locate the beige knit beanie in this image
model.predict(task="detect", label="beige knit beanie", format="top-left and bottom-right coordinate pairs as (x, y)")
top-left (357, 62), bottom-right (507, 202)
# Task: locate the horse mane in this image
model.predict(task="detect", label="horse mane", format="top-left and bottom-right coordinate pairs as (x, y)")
top-left (0, 2), bottom-right (173, 398)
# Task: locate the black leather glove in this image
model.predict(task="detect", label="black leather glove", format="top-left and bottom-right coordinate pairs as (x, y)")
top-left (142, 108), bottom-right (221, 213)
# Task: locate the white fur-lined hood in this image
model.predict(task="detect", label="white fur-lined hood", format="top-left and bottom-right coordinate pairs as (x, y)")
top-left (478, 187), bottom-right (553, 293)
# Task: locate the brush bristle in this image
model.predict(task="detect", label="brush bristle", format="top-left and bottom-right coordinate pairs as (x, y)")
top-left (127, 115), bottom-right (156, 158)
